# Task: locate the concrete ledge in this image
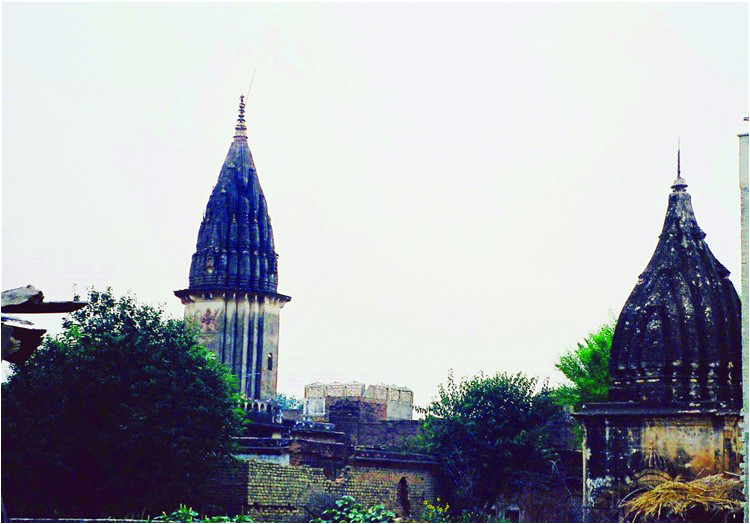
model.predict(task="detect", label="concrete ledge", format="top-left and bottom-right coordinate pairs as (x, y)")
top-left (576, 401), bottom-right (742, 418)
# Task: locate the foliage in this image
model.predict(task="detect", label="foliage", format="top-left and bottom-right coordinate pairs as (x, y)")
top-left (420, 499), bottom-right (497, 523)
top-left (414, 371), bottom-right (564, 513)
top-left (421, 499), bottom-right (451, 523)
top-left (205, 516), bottom-right (253, 523)
top-left (310, 495), bottom-right (395, 523)
top-left (275, 392), bottom-right (303, 410)
top-left (553, 321), bottom-right (615, 410)
top-left (153, 504), bottom-right (253, 523)
top-left (2, 288), bottom-right (244, 518)
top-left (154, 505), bottom-right (200, 522)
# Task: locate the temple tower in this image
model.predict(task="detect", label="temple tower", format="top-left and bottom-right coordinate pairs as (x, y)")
top-left (576, 152), bottom-right (743, 517)
top-left (175, 97), bottom-right (291, 401)
top-left (609, 153), bottom-right (742, 404)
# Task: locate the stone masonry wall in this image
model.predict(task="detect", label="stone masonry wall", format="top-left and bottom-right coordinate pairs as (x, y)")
top-left (356, 421), bottom-right (421, 448)
top-left (581, 411), bottom-right (742, 517)
top-left (209, 459), bottom-right (439, 522)
top-left (326, 398), bottom-right (421, 447)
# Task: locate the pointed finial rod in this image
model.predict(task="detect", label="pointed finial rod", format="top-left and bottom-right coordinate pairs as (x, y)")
top-left (671, 139), bottom-right (687, 192)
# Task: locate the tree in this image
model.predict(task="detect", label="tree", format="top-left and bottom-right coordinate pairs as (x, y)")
top-left (275, 392), bottom-right (303, 410)
top-left (1, 288), bottom-right (244, 518)
top-left (553, 321), bottom-right (615, 410)
top-left (415, 371), bottom-right (564, 513)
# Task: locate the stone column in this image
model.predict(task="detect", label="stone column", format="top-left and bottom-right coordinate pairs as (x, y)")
top-left (739, 132), bottom-right (749, 516)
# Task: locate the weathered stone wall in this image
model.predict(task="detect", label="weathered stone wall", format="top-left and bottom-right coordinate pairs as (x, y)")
top-left (209, 459), bottom-right (439, 522)
top-left (304, 384), bottom-right (414, 421)
top-left (326, 398), bottom-right (420, 447)
top-left (580, 409), bottom-right (742, 516)
top-left (356, 421), bottom-right (421, 448)
top-left (180, 292), bottom-right (285, 400)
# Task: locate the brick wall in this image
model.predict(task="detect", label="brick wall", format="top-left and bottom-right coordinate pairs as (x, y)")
top-left (356, 421), bottom-right (421, 448)
top-left (209, 459), bottom-right (439, 522)
top-left (326, 398), bottom-right (421, 448)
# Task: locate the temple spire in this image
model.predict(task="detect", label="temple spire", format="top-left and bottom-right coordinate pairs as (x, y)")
top-left (234, 95), bottom-right (247, 140)
top-left (175, 96), bottom-right (290, 400)
top-left (671, 141), bottom-right (687, 192)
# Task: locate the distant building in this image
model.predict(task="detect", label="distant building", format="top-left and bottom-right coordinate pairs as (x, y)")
top-left (304, 381), bottom-right (414, 421)
top-left (175, 97), bottom-right (291, 401)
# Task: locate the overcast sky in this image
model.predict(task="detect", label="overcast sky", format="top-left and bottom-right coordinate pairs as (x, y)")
top-left (3, 3), bottom-right (748, 405)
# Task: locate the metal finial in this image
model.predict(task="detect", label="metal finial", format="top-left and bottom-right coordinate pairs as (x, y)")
top-left (671, 140), bottom-right (687, 192)
top-left (238, 95), bottom-right (246, 123)
top-left (234, 95), bottom-right (247, 140)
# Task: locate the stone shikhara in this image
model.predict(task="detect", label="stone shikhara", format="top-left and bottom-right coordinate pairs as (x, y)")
top-left (177, 99), bottom-right (439, 521)
top-left (175, 96), bottom-right (290, 401)
top-left (576, 161), bottom-right (743, 519)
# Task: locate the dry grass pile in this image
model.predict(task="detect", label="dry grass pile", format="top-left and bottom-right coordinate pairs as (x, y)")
top-left (621, 473), bottom-right (744, 522)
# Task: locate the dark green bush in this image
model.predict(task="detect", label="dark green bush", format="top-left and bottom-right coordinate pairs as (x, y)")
top-left (310, 495), bottom-right (395, 523)
top-left (2, 289), bottom-right (244, 518)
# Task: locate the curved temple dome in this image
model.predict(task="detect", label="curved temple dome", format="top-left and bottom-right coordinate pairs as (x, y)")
top-left (609, 168), bottom-right (742, 404)
top-left (188, 96), bottom-right (279, 294)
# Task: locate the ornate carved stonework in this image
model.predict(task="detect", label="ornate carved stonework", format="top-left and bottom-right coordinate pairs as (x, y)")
top-left (576, 164), bottom-right (743, 516)
top-left (609, 174), bottom-right (742, 403)
top-left (175, 97), bottom-right (290, 400)
top-left (198, 309), bottom-right (220, 333)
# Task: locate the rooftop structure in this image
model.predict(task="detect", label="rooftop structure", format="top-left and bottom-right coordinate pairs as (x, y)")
top-left (304, 381), bottom-right (414, 420)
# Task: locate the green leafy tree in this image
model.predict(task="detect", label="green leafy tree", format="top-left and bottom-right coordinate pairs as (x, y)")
top-left (275, 392), bottom-right (303, 410)
top-left (414, 372), bottom-right (564, 513)
top-left (1, 288), bottom-right (244, 518)
top-left (553, 321), bottom-right (615, 410)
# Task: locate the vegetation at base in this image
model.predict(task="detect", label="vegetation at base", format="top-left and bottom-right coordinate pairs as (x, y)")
top-left (552, 321), bottom-right (615, 410)
top-left (420, 499), bottom-right (451, 523)
top-left (1, 288), bottom-right (244, 518)
top-left (310, 495), bottom-right (395, 523)
top-left (412, 371), bottom-right (566, 513)
top-left (275, 392), bottom-right (303, 410)
top-left (153, 504), bottom-right (254, 522)
top-left (420, 499), bottom-right (496, 523)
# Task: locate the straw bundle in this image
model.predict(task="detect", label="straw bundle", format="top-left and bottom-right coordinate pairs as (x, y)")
top-left (620, 473), bottom-right (744, 522)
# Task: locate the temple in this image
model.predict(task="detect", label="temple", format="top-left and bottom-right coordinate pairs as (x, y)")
top-left (175, 97), bottom-right (291, 401)
top-left (576, 152), bottom-right (743, 519)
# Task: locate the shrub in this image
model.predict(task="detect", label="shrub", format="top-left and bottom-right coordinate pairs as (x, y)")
top-left (153, 504), bottom-right (254, 522)
top-left (420, 499), bottom-right (496, 523)
top-left (310, 495), bottom-right (395, 523)
top-left (420, 499), bottom-right (450, 522)
top-left (414, 371), bottom-right (564, 512)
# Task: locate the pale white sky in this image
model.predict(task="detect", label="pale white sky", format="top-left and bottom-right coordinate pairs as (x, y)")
top-left (3, 3), bottom-right (748, 405)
